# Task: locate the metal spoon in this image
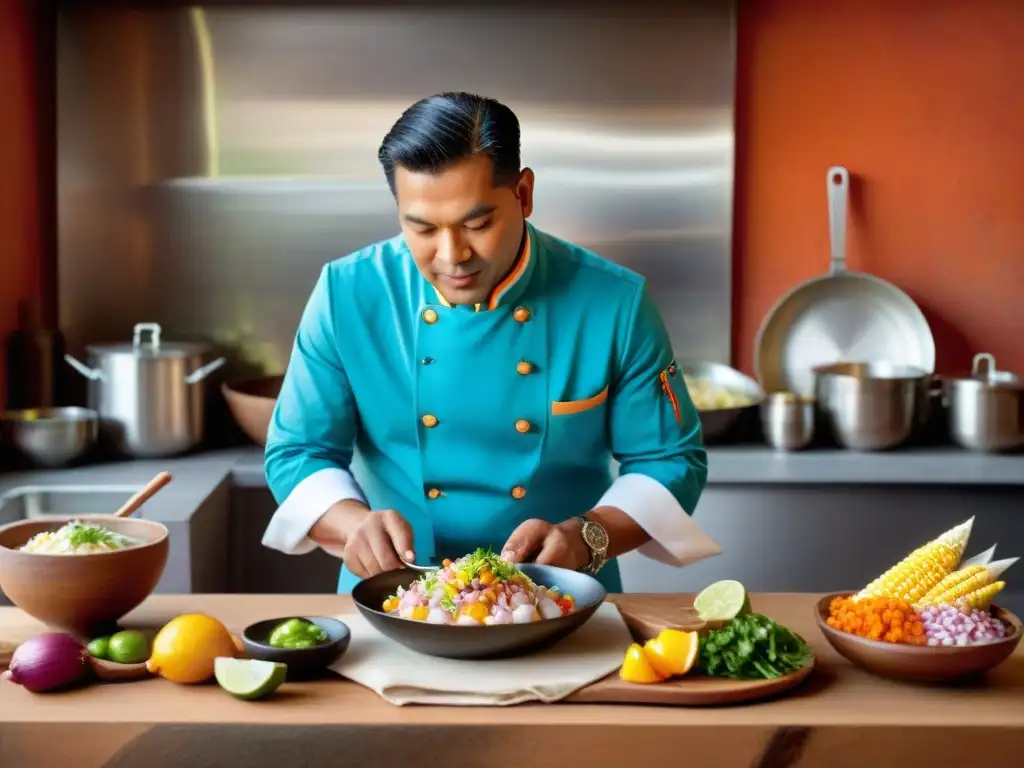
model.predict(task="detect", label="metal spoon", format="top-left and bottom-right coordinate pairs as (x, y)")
top-left (400, 557), bottom-right (443, 573)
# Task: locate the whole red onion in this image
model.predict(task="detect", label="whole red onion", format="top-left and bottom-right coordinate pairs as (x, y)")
top-left (7, 633), bottom-right (90, 693)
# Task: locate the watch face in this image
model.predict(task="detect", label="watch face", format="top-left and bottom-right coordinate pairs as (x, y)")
top-left (583, 522), bottom-right (610, 552)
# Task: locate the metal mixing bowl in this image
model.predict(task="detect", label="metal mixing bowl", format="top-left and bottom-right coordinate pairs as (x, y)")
top-left (813, 362), bottom-right (931, 451)
top-left (678, 360), bottom-right (766, 442)
top-left (0, 407), bottom-right (99, 467)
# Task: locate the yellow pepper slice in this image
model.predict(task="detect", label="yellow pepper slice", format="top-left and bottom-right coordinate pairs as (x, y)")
top-left (643, 629), bottom-right (700, 679)
top-left (411, 606), bottom-right (429, 621)
top-left (619, 643), bottom-right (666, 684)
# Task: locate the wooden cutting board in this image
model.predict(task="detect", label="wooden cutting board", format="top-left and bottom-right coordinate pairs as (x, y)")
top-left (0, 619), bottom-right (45, 668)
top-left (566, 595), bottom-right (815, 706)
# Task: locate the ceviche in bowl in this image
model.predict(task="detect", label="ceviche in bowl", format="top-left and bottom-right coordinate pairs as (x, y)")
top-left (381, 549), bottom-right (578, 626)
top-left (352, 551), bottom-right (607, 660)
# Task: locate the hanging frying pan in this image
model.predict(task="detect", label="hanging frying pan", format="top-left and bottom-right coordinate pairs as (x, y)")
top-left (754, 166), bottom-right (935, 397)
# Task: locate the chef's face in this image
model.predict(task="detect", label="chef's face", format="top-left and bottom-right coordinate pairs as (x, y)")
top-left (395, 155), bottom-right (535, 306)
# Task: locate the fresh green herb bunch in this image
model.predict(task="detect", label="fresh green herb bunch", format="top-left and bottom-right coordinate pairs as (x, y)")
top-left (698, 613), bottom-right (812, 680)
top-left (62, 520), bottom-right (139, 550)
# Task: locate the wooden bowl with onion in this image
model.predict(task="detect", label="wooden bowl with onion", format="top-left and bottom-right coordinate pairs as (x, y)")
top-left (814, 592), bottom-right (1022, 684)
top-left (221, 375), bottom-right (284, 447)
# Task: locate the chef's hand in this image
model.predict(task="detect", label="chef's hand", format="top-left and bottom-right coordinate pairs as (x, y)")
top-left (501, 519), bottom-right (590, 571)
top-left (310, 500), bottom-right (415, 579)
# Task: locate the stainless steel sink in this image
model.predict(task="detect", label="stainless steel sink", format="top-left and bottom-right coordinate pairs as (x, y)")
top-left (0, 485), bottom-right (142, 526)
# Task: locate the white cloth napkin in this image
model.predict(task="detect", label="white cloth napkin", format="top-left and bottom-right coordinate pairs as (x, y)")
top-left (329, 602), bottom-right (632, 706)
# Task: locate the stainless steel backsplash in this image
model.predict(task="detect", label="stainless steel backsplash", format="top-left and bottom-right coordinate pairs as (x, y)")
top-left (57, 3), bottom-right (736, 381)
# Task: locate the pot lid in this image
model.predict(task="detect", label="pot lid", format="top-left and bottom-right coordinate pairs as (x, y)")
top-left (945, 352), bottom-right (1022, 388)
top-left (86, 322), bottom-right (212, 358)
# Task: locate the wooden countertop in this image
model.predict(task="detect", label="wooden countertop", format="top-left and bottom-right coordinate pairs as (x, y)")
top-left (1, 593), bottom-right (1022, 767)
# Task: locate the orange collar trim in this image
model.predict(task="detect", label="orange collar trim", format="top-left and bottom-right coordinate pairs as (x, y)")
top-left (432, 228), bottom-right (532, 312)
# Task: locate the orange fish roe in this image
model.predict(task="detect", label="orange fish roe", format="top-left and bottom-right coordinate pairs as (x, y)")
top-left (826, 596), bottom-right (927, 645)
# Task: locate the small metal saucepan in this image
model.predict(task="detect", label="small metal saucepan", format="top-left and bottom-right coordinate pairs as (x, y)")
top-left (64, 323), bottom-right (226, 458)
top-left (760, 391), bottom-right (816, 451)
top-left (943, 353), bottom-right (1023, 453)
top-left (813, 362), bottom-right (932, 451)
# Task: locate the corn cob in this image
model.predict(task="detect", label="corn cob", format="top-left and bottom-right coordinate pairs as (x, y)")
top-left (960, 544), bottom-right (997, 570)
top-left (914, 556), bottom-right (1017, 608)
top-left (856, 518), bottom-right (973, 603)
top-left (954, 581), bottom-right (1005, 611)
top-left (915, 564), bottom-right (988, 606)
top-left (923, 568), bottom-right (990, 606)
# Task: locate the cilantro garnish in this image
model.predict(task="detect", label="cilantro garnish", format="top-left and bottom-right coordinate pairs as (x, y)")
top-left (697, 613), bottom-right (812, 680)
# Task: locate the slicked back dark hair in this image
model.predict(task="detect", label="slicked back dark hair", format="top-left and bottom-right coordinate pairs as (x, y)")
top-left (378, 92), bottom-right (522, 196)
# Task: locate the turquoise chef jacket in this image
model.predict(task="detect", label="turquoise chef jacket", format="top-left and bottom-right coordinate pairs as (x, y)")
top-left (263, 222), bottom-right (709, 594)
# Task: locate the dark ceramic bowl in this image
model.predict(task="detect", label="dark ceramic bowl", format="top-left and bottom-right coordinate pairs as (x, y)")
top-left (352, 563), bottom-right (607, 660)
top-left (241, 616), bottom-right (350, 680)
top-left (815, 592), bottom-right (1022, 683)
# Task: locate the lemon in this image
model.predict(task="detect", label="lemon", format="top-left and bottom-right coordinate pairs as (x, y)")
top-left (619, 642), bottom-right (665, 684)
top-left (694, 579), bottom-right (751, 623)
top-left (146, 614), bottom-right (237, 684)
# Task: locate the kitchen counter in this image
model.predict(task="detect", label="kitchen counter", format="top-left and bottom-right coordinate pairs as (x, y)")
top-left (0, 593), bottom-right (1021, 766)
top-left (3, 444), bottom-right (1023, 502)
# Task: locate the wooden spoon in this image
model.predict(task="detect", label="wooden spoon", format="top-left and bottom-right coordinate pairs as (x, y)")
top-left (112, 472), bottom-right (172, 518)
top-left (88, 656), bottom-right (152, 683)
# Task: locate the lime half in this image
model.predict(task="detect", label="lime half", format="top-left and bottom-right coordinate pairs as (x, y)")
top-left (694, 580), bottom-right (751, 622)
top-left (214, 658), bottom-right (288, 701)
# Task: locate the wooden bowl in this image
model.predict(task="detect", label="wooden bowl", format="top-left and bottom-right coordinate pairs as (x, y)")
top-left (0, 516), bottom-right (169, 639)
top-left (221, 375), bottom-right (284, 447)
top-left (815, 592), bottom-right (1022, 683)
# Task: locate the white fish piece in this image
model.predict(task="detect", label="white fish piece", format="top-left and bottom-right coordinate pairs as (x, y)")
top-left (426, 608), bottom-right (451, 625)
top-left (537, 598), bottom-right (562, 620)
top-left (512, 604), bottom-right (537, 624)
top-left (491, 609), bottom-right (513, 624)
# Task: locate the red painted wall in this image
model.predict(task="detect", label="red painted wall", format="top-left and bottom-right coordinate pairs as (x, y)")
top-left (733, 0), bottom-right (1024, 378)
top-left (0, 0), bottom-right (40, 408)
top-left (3, 1), bottom-right (1024, 408)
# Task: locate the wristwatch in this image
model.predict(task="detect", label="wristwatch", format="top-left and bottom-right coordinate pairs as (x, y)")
top-left (572, 516), bottom-right (610, 575)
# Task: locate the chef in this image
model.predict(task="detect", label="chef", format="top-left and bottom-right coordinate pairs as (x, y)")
top-left (262, 91), bottom-right (720, 594)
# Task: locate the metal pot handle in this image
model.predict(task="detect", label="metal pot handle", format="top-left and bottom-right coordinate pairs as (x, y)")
top-left (826, 166), bottom-right (849, 276)
top-left (64, 353), bottom-right (105, 381)
top-left (184, 356), bottom-right (227, 385)
top-left (133, 322), bottom-right (163, 351)
top-left (972, 353), bottom-right (996, 378)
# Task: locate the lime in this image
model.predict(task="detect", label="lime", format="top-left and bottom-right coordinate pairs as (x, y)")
top-left (108, 630), bottom-right (150, 664)
top-left (87, 636), bottom-right (111, 660)
top-left (215, 657), bottom-right (288, 701)
top-left (694, 580), bottom-right (751, 622)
